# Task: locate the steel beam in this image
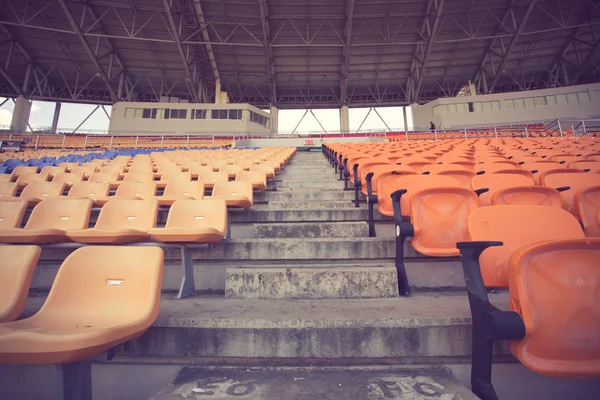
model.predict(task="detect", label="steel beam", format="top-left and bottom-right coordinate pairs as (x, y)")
top-left (163, 0), bottom-right (200, 102)
top-left (193, 0), bottom-right (220, 98)
top-left (340, 0), bottom-right (355, 104)
top-left (0, 65), bottom-right (24, 96)
top-left (57, 0), bottom-right (118, 102)
top-left (488, 0), bottom-right (537, 92)
top-left (571, 40), bottom-right (600, 83)
top-left (412, 0), bottom-right (445, 102)
top-left (258, 0), bottom-right (277, 104)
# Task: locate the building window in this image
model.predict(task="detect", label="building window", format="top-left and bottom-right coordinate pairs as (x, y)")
top-left (249, 111), bottom-right (269, 127)
top-left (212, 109), bottom-right (229, 119)
top-left (578, 91), bottom-right (591, 103)
top-left (555, 94), bottom-right (567, 104)
top-left (546, 95), bottom-right (556, 105)
top-left (229, 109), bottom-right (242, 120)
top-left (524, 97), bottom-right (535, 108)
top-left (125, 108), bottom-right (134, 118)
top-left (514, 98), bottom-right (525, 109)
top-left (164, 109), bottom-right (187, 119)
top-left (191, 109), bottom-right (207, 119)
top-left (567, 93), bottom-right (579, 104)
top-left (456, 103), bottom-right (467, 113)
top-left (503, 100), bottom-right (514, 110)
top-left (535, 97), bottom-right (547, 106)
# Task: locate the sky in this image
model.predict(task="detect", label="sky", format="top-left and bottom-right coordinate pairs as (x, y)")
top-left (0, 97), bottom-right (413, 133)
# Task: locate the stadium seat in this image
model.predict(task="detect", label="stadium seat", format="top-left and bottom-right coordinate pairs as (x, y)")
top-left (457, 237), bottom-right (600, 399)
top-left (0, 245), bottom-right (41, 323)
top-left (250, 164), bottom-right (275, 179)
top-left (123, 171), bottom-right (154, 183)
top-left (52, 172), bottom-right (85, 187)
top-left (573, 186), bottom-right (600, 237)
top-left (460, 205), bottom-right (584, 288)
top-left (210, 181), bottom-right (253, 209)
top-left (236, 170), bottom-right (267, 191)
top-left (68, 182), bottom-right (111, 204)
top-left (40, 165), bottom-right (66, 178)
top-left (0, 246), bottom-right (164, 399)
top-left (67, 199), bottom-right (158, 244)
top-left (95, 181), bottom-right (157, 206)
top-left (0, 182), bottom-right (18, 198)
top-left (471, 173), bottom-right (535, 207)
top-left (15, 172), bottom-right (50, 188)
top-left (544, 172), bottom-right (600, 212)
top-left (491, 186), bottom-right (562, 207)
top-left (220, 164), bottom-right (244, 179)
top-left (0, 198), bottom-right (93, 244)
top-left (0, 200), bottom-right (28, 228)
top-left (392, 174), bottom-right (462, 218)
top-left (10, 182), bottom-right (66, 205)
top-left (148, 199), bottom-right (227, 242)
top-left (568, 160), bottom-right (600, 172)
top-left (157, 171), bottom-right (191, 189)
top-left (198, 171), bottom-right (229, 189)
top-left (149, 181), bottom-right (205, 206)
top-left (89, 171), bottom-right (122, 189)
top-left (11, 166), bottom-right (38, 178)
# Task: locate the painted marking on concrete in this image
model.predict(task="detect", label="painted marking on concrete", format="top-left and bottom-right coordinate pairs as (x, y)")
top-left (367, 376), bottom-right (457, 399)
top-left (168, 378), bottom-right (264, 398)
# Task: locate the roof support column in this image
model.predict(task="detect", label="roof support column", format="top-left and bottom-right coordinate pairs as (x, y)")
top-left (51, 102), bottom-right (62, 134)
top-left (269, 105), bottom-right (278, 134)
top-left (340, 105), bottom-right (350, 133)
top-left (10, 96), bottom-right (31, 133)
top-left (340, 0), bottom-right (355, 105)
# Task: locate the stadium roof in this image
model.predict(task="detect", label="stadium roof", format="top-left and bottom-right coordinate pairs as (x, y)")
top-left (1, 0), bottom-right (600, 109)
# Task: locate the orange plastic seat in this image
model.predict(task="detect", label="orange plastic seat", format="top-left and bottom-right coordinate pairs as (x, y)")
top-left (13, 182), bottom-right (66, 205)
top-left (544, 172), bottom-right (600, 212)
top-left (393, 174), bottom-right (462, 218)
top-left (68, 182), bottom-right (111, 204)
top-left (210, 181), bottom-right (253, 209)
top-left (573, 186), bottom-right (600, 237)
top-left (471, 173), bottom-right (535, 207)
top-left (199, 171), bottom-right (229, 189)
top-left (150, 181), bottom-right (205, 206)
top-left (568, 160), bottom-right (600, 172)
top-left (52, 172), bottom-right (85, 187)
top-left (67, 199), bottom-right (158, 244)
top-left (123, 171), bottom-right (154, 183)
top-left (157, 171), bottom-right (191, 189)
top-left (0, 245), bottom-right (41, 323)
top-left (0, 175), bottom-right (13, 182)
top-left (0, 200), bottom-right (28, 228)
top-left (70, 165), bottom-right (97, 177)
top-left (474, 162), bottom-right (520, 174)
top-left (190, 165), bottom-right (214, 179)
top-left (0, 198), bottom-right (93, 244)
top-left (508, 238), bottom-right (600, 378)
top-left (250, 164), bottom-right (275, 179)
top-left (95, 181), bottom-right (157, 206)
top-left (437, 170), bottom-right (475, 189)
top-left (89, 171), bottom-right (121, 189)
top-left (491, 186), bottom-right (562, 207)
top-left (11, 166), bottom-right (38, 178)
top-left (15, 172), bottom-right (50, 188)
top-left (220, 164), bottom-right (244, 179)
top-left (0, 246), bottom-right (164, 364)
top-left (0, 182), bottom-right (18, 198)
top-left (236, 170), bottom-right (267, 191)
top-left (40, 165), bottom-right (66, 178)
top-left (148, 199), bottom-right (227, 243)
top-left (465, 205), bottom-right (584, 287)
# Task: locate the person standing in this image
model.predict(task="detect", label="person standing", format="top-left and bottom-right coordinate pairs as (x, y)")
top-left (430, 121), bottom-right (436, 132)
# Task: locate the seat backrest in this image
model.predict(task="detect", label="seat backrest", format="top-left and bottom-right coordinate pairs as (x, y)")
top-left (573, 186), bottom-right (600, 237)
top-left (89, 171), bottom-right (120, 184)
top-left (491, 186), bottom-right (562, 207)
top-left (471, 173), bottom-right (535, 206)
top-left (568, 161), bottom-right (600, 172)
top-left (212, 181), bottom-right (254, 201)
top-left (37, 246), bottom-right (163, 326)
top-left (52, 172), bottom-right (85, 185)
top-left (25, 198), bottom-right (93, 230)
top-left (0, 200), bottom-right (28, 228)
top-left (436, 170), bottom-right (475, 189)
top-left (20, 182), bottom-right (66, 199)
top-left (545, 172), bottom-right (600, 212)
top-left (0, 182), bottom-right (18, 197)
top-left (0, 245), bottom-right (42, 322)
top-left (235, 170), bottom-right (266, 184)
top-left (95, 199), bottom-right (158, 230)
top-left (199, 171), bottom-right (229, 184)
top-left (395, 174), bottom-right (462, 217)
top-left (467, 205), bottom-right (584, 287)
top-left (508, 238), bottom-right (600, 377)
top-left (68, 182), bottom-right (111, 199)
top-left (123, 171), bottom-right (154, 182)
top-left (115, 181), bottom-right (156, 198)
top-left (16, 172), bottom-right (50, 186)
top-left (160, 171), bottom-right (191, 183)
top-left (166, 199), bottom-right (227, 232)
top-left (375, 169), bottom-right (417, 215)
top-left (12, 166), bottom-right (38, 177)
top-left (411, 187), bottom-right (478, 256)
top-left (163, 181), bottom-right (205, 199)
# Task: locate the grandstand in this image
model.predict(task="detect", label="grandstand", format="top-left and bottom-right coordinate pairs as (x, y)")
top-left (2, 0), bottom-right (600, 400)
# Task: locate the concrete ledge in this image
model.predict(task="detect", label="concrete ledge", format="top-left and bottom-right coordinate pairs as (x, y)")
top-left (255, 191), bottom-right (359, 202)
top-left (267, 201), bottom-right (357, 209)
top-left (225, 266), bottom-right (399, 299)
top-left (274, 180), bottom-right (344, 189)
top-left (229, 208), bottom-right (387, 223)
top-left (254, 221), bottom-right (369, 238)
top-left (122, 293), bottom-right (510, 359)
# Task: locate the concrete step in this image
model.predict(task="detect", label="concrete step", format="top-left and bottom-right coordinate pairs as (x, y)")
top-left (254, 221), bottom-right (369, 238)
top-left (267, 201), bottom-right (358, 209)
top-left (225, 266), bottom-right (398, 299)
top-left (120, 293), bottom-right (511, 359)
top-left (229, 207), bottom-right (383, 223)
top-left (277, 172), bottom-right (338, 180)
top-left (274, 179), bottom-right (345, 189)
top-left (255, 190), bottom-right (359, 202)
top-left (150, 366), bottom-right (478, 400)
